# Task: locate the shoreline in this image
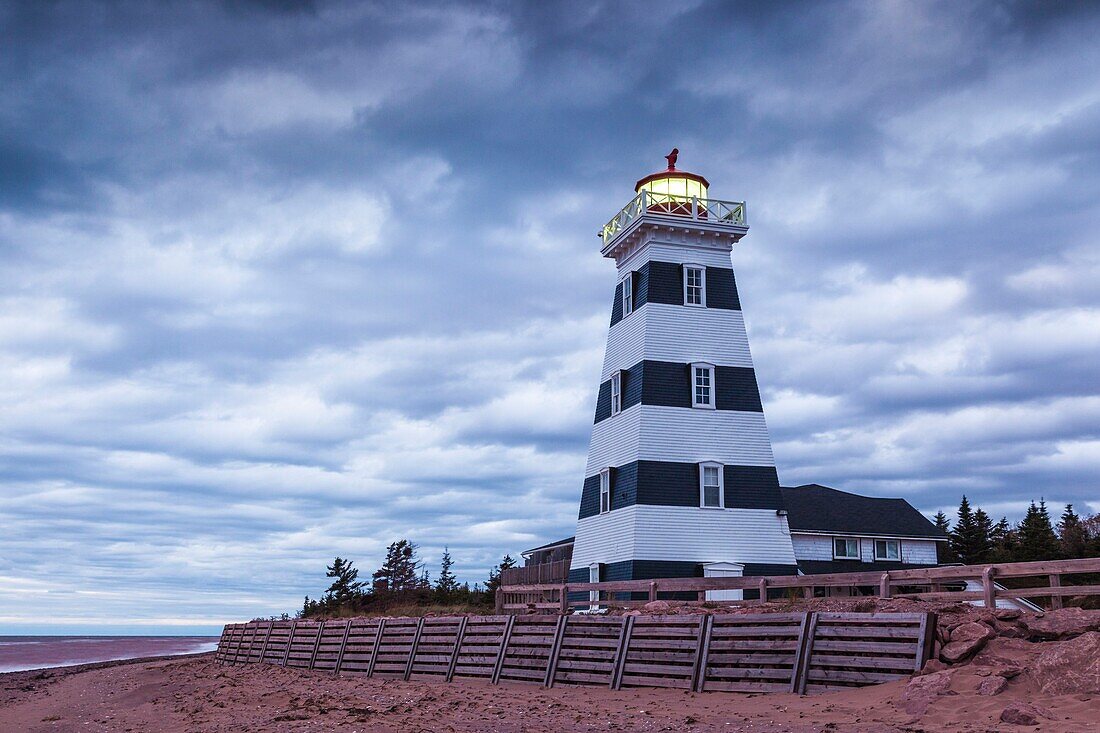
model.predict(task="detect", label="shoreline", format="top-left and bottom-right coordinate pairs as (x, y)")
top-left (0, 651), bottom-right (215, 678)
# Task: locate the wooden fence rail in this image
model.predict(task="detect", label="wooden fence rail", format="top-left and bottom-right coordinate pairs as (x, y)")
top-left (499, 557), bottom-right (1100, 613)
top-left (216, 612), bottom-right (934, 695)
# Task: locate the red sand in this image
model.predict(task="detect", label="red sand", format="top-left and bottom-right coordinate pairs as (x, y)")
top-left (1, 646), bottom-right (1096, 732)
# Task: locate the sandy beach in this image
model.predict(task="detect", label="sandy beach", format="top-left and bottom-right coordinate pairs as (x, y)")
top-left (0, 644), bottom-right (1096, 732)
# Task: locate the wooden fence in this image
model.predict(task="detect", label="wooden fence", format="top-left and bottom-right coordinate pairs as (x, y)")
top-left (498, 557), bottom-right (1100, 613)
top-left (501, 560), bottom-right (569, 587)
top-left (216, 611), bottom-right (934, 695)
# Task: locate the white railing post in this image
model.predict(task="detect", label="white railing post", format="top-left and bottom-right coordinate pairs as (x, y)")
top-left (691, 196), bottom-right (698, 220)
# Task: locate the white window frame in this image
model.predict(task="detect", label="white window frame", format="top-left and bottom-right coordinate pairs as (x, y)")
top-left (699, 461), bottom-right (724, 509)
top-left (833, 537), bottom-right (859, 559)
top-left (874, 539), bottom-right (901, 561)
top-left (621, 273), bottom-right (634, 318)
top-left (683, 264), bottom-right (706, 307)
top-left (589, 563), bottom-right (600, 606)
top-left (691, 362), bottom-right (716, 409)
top-left (610, 371), bottom-right (622, 416)
top-left (599, 468), bottom-right (611, 514)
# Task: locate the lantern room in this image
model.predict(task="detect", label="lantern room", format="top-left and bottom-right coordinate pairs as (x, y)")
top-left (634, 147), bottom-right (710, 200)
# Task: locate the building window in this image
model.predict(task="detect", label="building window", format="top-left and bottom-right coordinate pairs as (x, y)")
top-left (699, 462), bottom-right (724, 508)
top-left (610, 371), bottom-right (622, 416)
top-left (833, 537), bottom-right (859, 559)
top-left (875, 539), bottom-right (901, 561)
top-left (684, 265), bottom-right (705, 306)
top-left (691, 362), bottom-right (716, 409)
top-left (599, 468), bottom-right (611, 514)
top-left (589, 563), bottom-right (600, 606)
top-left (621, 274), bottom-right (634, 317)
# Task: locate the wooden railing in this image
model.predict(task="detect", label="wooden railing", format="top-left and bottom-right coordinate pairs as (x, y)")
top-left (501, 560), bottom-right (569, 587)
top-left (498, 557), bottom-right (1100, 613)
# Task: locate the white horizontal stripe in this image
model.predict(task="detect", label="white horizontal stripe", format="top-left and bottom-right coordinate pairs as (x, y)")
top-left (617, 240), bottom-right (735, 273)
top-left (602, 303), bottom-right (753, 380)
top-left (791, 534), bottom-right (940, 565)
top-left (585, 404), bottom-right (775, 475)
top-left (572, 505), bottom-right (796, 569)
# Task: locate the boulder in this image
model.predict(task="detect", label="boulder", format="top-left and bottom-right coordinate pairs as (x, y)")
top-left (1031, 631), bottom-right (1100, 695)
top-left (999, 702), bottom-right (1054, 726)
top-left (917, 658), bottom-right (947, 676)
top-left (1020, 607), bottom-right (1100, 640)
top-left (642, 600), bottom-right (670, 612)
top-left (977, 676), bottom-right (1008, 696)
top-left (940, 622), bottom-right (995, 663)
top-left (994, 608), bottom-right (1021, 621)
top-left (901, 670), bottom-right (955, 715)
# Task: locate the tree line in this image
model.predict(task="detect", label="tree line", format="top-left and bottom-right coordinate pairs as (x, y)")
top-left (934, 497), bottom-right (1100, 566)
top-left (300, 539), bottom-right (518, 617)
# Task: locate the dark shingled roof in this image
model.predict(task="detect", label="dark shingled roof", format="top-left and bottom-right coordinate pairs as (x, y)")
top-left (780, 484), bottom-right (947, 540)
top-left (522, 536), bottom-right (575, 555)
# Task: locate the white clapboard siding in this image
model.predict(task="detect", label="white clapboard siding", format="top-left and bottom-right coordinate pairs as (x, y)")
top-left (601, 304), bottom-right (754, 380)
top-left (792, 534), bottom-right (940, 566)
top-left (617, 239), bottom-right (737, 272)
top-left (585, 405), bottom-right (775, 476)
top-left (572, 506), bottom-right (797, 567)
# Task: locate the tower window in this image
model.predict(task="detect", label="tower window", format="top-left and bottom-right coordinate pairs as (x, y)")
top-left (834, 538), bottom-right (859, 559)
top-left (599, 468), bottom-right (611, 514)
top-left (684, 265), bottom-right (706, 306)
top-left (691, 362), bottom-right (716, 409)
top-left (610, 371), bottom-right (622, 416)
top-left (875, 539), bottom-right (901, 561)
top-left (621, 274), bottom-right (634, 317)
top-left (699, 462), bottom-right (724, 508)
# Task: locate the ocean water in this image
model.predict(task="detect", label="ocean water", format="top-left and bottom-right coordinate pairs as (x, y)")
top-left (0, 636), bottom-right (220, 673)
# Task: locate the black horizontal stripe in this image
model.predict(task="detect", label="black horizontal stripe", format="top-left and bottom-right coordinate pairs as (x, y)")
top-left (578, 460), bottom-right (783, 519)
top-left (594, 360), bottom-right (762, 422)
top-left (608, 262), bottom-right (741, 328)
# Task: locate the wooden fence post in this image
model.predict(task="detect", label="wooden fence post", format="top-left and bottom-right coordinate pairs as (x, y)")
top-left (445, 617), bottom-right (467, 683)
top-left (689, 615), bottom-right (712, 693)
top-left (648, 581), bottom-right (657, 602)
top-left (1049, 574), bottom-right (1063, 610)
top-left (490, 615), bottom-right (515, 685)
top-left (559, 585), bottom-right (569, 614)
top-left (914, 612), bottom-right (936, 673)
top-left (403, 618), bottom-right (425, 681)
top-left (795, 612), bottom-right (820, 695)
top-left (982, 566), bottom-right (996, 609)
top-left (803, 586), bottom-right (813, 599)
top-left (757, 578), bottom-right (768, 605)
top-left (543, 615), bottom-right (568, 688)
top-left (257, 621), bottom-right (274, 664)
top-left (308, 621), bottom-right (325, 670)
top-left (495, 589), bottom-right (504, 614)
top-left (789, 612), bottom-right (815, 693)
top-left (333, 620), bottom-right (353, 675)
top-left (880, 572), bottom-right (891, 599)
top-left (281, 621), bottom-right (297, 667)
top-left (366, 619), bottom-right (386, 677)
top-left (609, 615), bottom-right (634, 691)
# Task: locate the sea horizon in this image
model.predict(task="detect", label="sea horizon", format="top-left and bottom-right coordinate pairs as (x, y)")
top-left (0, 635), bottom-right (220, 674)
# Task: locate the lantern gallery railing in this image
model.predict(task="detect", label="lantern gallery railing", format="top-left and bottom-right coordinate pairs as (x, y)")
top-left (600, 190), bottom-right (747, 246)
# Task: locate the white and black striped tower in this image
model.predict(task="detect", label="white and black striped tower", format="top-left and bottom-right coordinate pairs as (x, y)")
top-left (570, 150), bottom-right (797, 595)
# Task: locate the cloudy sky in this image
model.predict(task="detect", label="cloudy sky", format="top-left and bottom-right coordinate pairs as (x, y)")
top-left (2, 0), bottom-right (1099, 634)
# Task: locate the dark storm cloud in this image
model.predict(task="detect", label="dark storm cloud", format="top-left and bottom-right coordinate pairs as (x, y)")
top-left (2, 0), bottom-right (1099, 631)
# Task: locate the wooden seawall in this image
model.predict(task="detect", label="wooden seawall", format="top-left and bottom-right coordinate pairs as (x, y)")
top-left (216, 611), bottom-right (935, 695)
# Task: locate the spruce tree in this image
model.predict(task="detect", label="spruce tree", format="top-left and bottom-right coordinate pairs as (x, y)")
top-left (325, 557), bottom-right (365, 605)
top-left (372, 539), bottom-right (422, 592)
top-left (933, 511), bottom-right (955, 563)
top-left (485, 554), bottom-right (517, 595)
top-left (1016, 500), bottom-right (1061, 561)
top-left (990, 516), bottom-right (1017, 562)
top-left (1057, 504), bottom-right (1088, 559)
top-left (972, 508), bottom-right (994, 565)
top-left (949, 496), bottom-right (984, 564)
top-left (435, 547), bottom-right (459, 600)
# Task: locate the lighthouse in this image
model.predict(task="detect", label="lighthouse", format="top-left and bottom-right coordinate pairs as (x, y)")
top-left (569, 151), bottom-right (797, 595)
